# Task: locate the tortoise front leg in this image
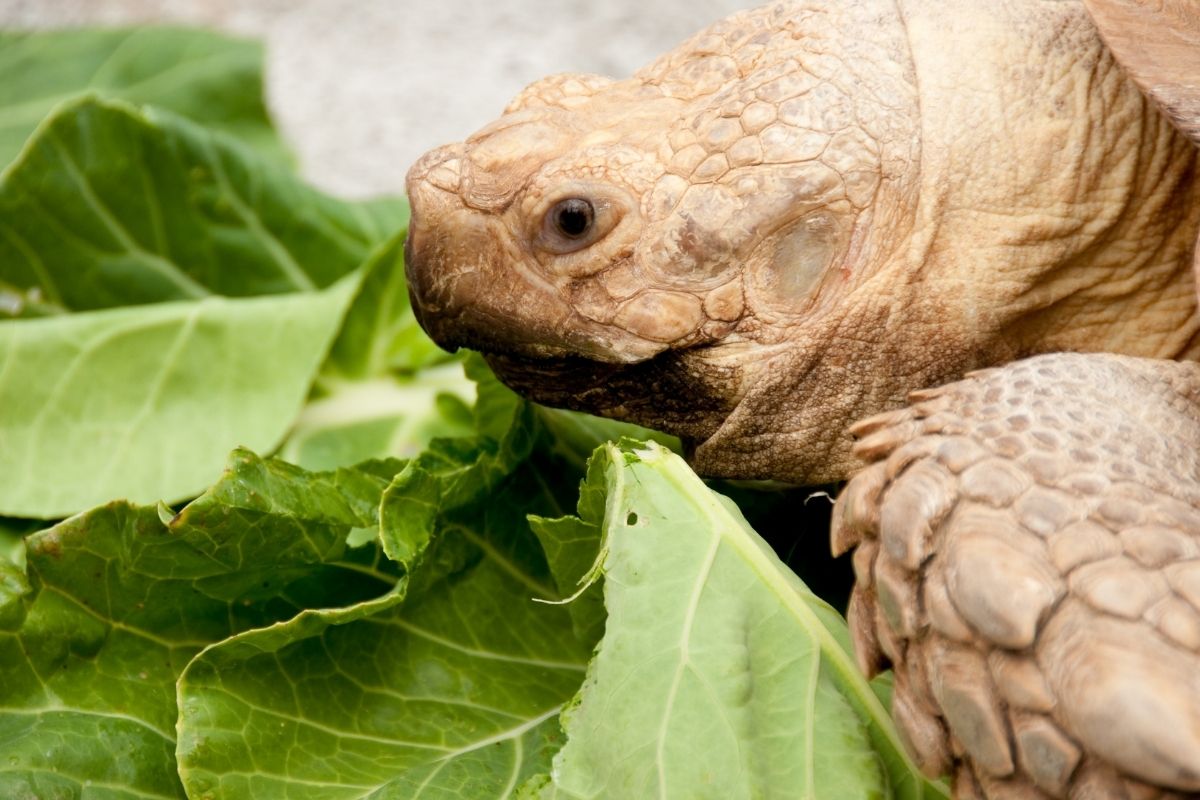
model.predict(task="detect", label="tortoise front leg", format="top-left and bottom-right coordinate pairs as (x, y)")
top-left (832, 352), bottom-right (1200, 799)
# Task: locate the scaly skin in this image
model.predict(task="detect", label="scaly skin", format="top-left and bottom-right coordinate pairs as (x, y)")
top-left (405, 1), bottom-right (1200, 797)
top-left (405, 0), bottom-right (1200, 485)
top-left (835, 353), bottom-right (1200, 798)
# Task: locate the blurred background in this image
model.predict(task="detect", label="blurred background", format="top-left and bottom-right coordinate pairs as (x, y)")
top-left (0, 0), bottom-right (755, 198)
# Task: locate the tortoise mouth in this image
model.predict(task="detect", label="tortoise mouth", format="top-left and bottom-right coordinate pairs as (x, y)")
top-left (483, 346), bottom-right (742, 443)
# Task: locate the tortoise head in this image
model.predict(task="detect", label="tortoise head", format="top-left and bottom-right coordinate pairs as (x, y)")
top-left (406, 0), bottom-right (1200, 484)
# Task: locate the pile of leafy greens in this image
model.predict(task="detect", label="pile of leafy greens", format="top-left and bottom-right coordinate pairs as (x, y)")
top-left (0, 27), bottom-right (947, 799)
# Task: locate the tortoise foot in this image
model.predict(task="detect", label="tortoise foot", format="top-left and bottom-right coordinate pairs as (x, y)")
top-left (833, 352), bottom-right (1200, 799)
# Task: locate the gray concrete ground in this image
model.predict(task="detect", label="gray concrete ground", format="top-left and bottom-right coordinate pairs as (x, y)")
top-left (0, 0), bottom-right (755, 197)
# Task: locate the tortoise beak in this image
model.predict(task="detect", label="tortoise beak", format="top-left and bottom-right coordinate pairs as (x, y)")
top-left (404, 145), bottom-right (481, 349)
top-left (405, 170), bottom-right (580, 359)
top-left (405, 179), bottom-right (487, 349)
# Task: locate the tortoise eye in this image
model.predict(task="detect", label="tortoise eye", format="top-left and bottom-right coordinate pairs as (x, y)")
top-left (551, 198), bottom-right (594, 239)
top-left (535, 191), bottom-right (622, 256)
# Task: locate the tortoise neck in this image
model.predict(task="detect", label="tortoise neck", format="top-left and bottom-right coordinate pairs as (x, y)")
top-left (1008, 145), bottom-right (1200, 363)
top-left (895, 0), bottom-right (1200, 365)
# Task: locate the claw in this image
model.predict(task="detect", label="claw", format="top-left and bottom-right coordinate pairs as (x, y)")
top-left (848, 588), bottom-right (886, 677)
top-left (854, 420), bottom-right (922, 462)
top-left (880, 458), bottom-right (958, 569)
top-left (832, 464), bottom-right (886, 555)
top-left (848, 407), bottom-right (916, 439)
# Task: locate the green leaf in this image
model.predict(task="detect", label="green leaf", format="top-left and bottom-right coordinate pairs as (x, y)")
top-left (0, 520), bottom-right (36, 617)
top-left (0, 97), bottom-right (408, 516)
top-left (0, 278), bottom-right (358, 517)
top-left (0, 518), bottom-right (37, 568)
top-left (528, 453), bottom-right (609, 647)
top-left (279, 368), bottom-right (475, 472)
top-left (0, 449), bottom-right (400, 799)
top-left (467, 354), bottom-right (527, 443)
top-left (177, 438), bottom-right (589, 799)
top-left (278, 232), bottom-right (476, 472)
top-left (377, 356), bottom-right (536, 572)
top-left (324, 227), bottom-right (448, 380)
top-left (534, 406), bottom-right (681, 471)
top-left (0, 97), bottom-right (397, 314)
top-left (530, 441), bottom-right (948, 800)
top-left (0, 27), bottom-right (287, 168)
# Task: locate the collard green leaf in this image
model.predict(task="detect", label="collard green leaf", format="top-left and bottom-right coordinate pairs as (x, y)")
top-left (377, 356), bottom-right (535, 572)
top-left (0, 520), bottom-right (34, 619)
top-left (177, 434), bottom-right (589, 800)
top-left (528, 453), bottom-right (609, 647)
top-left (0, 97), bottom-right (408, 516)
top-left (0, 517), bottom-right (36, 568)
top-left (529, 441), bottom-right (948, 800)
top-left (0, 27), bottom-right (287, 168)
top-left (324, 226), bottom-right (447, 381)
top-left (280, 368), bottom-right (475, 472)
top-left (0, 98), bottom-right (397, 314)
top-left (0, 449), bottom-right (400, 799)
top-left (279, 232), bottom-right (476, 472)
top-left (534, 406), bottom-right (681, 471)
top-left (0, 279), bottom-right (357, 517)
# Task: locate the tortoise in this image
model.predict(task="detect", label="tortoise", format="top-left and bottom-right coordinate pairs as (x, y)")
top-left (402, 0), bottom-right (1200, 796)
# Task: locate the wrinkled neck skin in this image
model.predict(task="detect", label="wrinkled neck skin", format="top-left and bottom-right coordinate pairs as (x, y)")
top-left (899, 0), bottom-right (1200, 362)
top-left (405, 0), bottom-right (1200, 487)
top-left (693, 0), bottom-right (1200, 484)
